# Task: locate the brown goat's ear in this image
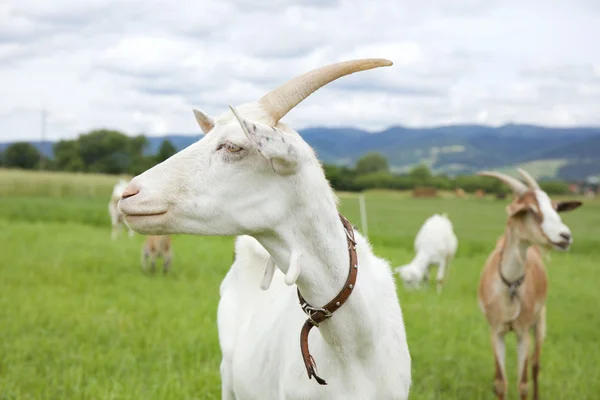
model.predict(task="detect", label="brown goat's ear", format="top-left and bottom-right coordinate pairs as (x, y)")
top-left (506, 201), bottom-right (529, 217)
top-left (555, 200), bottom-right (582, 213)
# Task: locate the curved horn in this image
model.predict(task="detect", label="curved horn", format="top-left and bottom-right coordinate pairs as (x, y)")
top-left (477, 171), bottom-right (528, 195)
top-left (259, 58), bottom-right (393, 125)
top-left (517, 168), bottom-right (540, 190)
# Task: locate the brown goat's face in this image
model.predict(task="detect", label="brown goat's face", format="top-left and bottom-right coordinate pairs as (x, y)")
top-left (507, 191), bottom-right (582, 251)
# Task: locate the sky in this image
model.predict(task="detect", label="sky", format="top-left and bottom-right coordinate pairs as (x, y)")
top-left (1, 0), bottom-right (600, 141)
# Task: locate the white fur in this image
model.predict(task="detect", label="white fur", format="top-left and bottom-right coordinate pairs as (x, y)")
top-left (219, 234), bottom-right (411, 399)
top-left (118, 61), bottom-right (411, 398)
top-left (535, 190), bottom-right (573, 246)
top-left (118, 106), bottom-right (412, 398)
top-left (108, 179), bottom-right (134, 240)
top-left (394, 213), bottom-right (458, 292)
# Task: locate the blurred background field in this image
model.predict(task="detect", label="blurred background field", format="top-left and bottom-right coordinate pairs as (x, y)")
top-left (1, 169), bottom-right (599, 399)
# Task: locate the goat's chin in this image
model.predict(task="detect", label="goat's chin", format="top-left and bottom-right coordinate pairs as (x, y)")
top-left (124, 213), bottom-right (170, 235)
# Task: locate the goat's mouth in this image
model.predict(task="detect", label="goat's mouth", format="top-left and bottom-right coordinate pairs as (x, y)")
top-left (125, 211), bottom-right (168, 218)
top-left (551, 240), bottom-right (570, 251)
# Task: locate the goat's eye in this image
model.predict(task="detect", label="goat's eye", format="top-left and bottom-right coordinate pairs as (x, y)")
top-left (218, 142), bottom-right (243, 153)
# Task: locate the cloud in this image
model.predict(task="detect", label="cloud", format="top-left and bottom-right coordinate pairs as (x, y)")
top-left (0, 0), bottom-right (599, 142)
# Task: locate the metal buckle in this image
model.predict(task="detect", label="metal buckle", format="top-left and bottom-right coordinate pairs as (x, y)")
top-left (302, 304), bottom-right (333, 327)
top-left (508, 282), bottom-right (519, 300)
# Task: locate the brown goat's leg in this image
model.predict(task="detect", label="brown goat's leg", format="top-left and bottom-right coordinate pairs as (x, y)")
top-left (517, 333), bottom-right (530, 399)
top-left (491, 331), bottom-right (507, 399)
top-left (163, 255), bottom-right (172, 274)
top-left (532, 307), bottom-right (546, 400)
top-left (141, 249), bottom-right (148, 271)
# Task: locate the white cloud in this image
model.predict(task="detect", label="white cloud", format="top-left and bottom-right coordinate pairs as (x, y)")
top-left (0, 0), bottom-right (599, 142)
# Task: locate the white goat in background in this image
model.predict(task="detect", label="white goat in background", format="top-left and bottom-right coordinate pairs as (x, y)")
top-left (108, 179), bottom-right (134, 240)
top-left (119, 59), bottom-right (411, 399)
top-left (395, 213), bottom-right (458, 293)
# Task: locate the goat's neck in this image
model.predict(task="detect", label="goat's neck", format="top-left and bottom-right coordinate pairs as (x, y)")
top-left (499, 225), bottom-right (530, 282)
top-left (410, 251), bottom-right (430, 272)
top-left (253, 185), bottom-right (351, 308)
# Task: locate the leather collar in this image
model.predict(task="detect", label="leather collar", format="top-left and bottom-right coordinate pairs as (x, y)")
top-left (499, 269), bottom-right (525, 300)
top-left (297, 212), bottom-right (358, 385)
top-left (498, 244), bottom-right (525, 301)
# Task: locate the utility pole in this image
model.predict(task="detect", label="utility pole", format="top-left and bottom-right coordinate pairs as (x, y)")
top-left (40, 109), bottom-right (47, 170)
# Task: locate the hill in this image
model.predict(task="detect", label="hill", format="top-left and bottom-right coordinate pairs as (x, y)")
top-left (3, 124), bottom-right (600, 179)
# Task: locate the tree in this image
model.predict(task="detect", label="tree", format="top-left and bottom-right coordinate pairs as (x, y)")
top-left (128, 134), bottom-right (149, 158)
top-left (408, 164), bottom-right (432, 184)
top-left (355, 152), bottom-right (389, 175)
top-left (3, 142), bottom-right (40, 169)
top-left (156, 139), bottom-right (177, 163)
top-left (77, 129), bottom-right (132, 173)
top-left (54, 140), bottom-right (84, 172)
top-left (540, 180), bottom-right (569, 195)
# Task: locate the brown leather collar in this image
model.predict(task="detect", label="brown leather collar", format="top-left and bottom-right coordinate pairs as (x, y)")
top-left (297, 212), bottom-right (358, 385)
top-left (499, 268), bottom-right (525, 301)
top-left (498, 244), bottom-right (525, 301)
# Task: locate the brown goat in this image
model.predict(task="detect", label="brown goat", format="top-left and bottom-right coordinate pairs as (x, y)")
top-left (455, 188), bottom-right (466, 198)
top-left (141, 235), bottom-right (173, 274)
top-left (477, 169), bottom-right (581, 400)
top-left (475, 189), bottom-right (486, 198)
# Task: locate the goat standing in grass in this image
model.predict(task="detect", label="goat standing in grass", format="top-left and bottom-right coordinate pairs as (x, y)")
top-left (395, 213), bottom-right (458, 293)
top-left (477, 169), bottom-right (581, 400)
top-left (119, 59), bottom-right (411, 399)
top-left (108, 179), bottom-right (134, 240)
top-left (141, 235), bottom-right (172, 274)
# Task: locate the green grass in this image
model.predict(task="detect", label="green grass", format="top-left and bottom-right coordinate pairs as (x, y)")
top-left (1, 171), bottom-right (599, 399)
top-left (0, 168), bottom-right (130, 199)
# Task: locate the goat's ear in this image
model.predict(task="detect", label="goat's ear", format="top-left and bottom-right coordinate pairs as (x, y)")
top-left (193, 109), bottom-right (214, 134)
top-left (229, 105), bottom-right (298, 175)
top-left (505, 201), bottom-right (529, 217)
top-left (555, 200), bottom-right (582, 213)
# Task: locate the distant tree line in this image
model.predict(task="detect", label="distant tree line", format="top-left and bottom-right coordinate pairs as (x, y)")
top-left (1, 136), bottom-right (570, 195)
top-left (1, 129), bottom-right (177, 175)
top-left (324, 152), bottom-right (571, 195)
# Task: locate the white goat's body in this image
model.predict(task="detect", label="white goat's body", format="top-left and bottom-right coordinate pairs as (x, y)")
top-left (395, 213), bottom-right (458, 291)
top-left (109, 179), bottom-right (134, 240)
top-left (219, 234), bottom-right (411, 400)
top-left (116, 59), bottom-right (412, 398)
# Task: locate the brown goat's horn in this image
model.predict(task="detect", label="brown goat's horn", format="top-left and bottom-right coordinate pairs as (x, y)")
top-left (517, 168), bottom-right (540, 190)
top-left (259, 58), bottom-right (393, 126)
top-left (478, 171), bottom-right (528, 195)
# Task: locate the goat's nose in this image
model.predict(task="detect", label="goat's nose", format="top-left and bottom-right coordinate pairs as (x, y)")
top-left (122, 183), bottom-right (140, 199)
top-left (560, 232), bottom-right (572, 242)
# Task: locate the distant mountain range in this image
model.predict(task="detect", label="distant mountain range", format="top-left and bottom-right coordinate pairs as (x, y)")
top-left (3, 124), bottom-right (600, 180)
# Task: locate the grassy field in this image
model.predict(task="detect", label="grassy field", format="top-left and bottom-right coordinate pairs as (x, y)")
top-left (1, 169), bottom-right (599, 399)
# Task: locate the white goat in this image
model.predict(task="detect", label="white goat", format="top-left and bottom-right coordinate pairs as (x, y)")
top-left (108, 179), bottom-right (134, 240)
top-left (119, 59), bottom-right (412, 399)
top-left (394, 213), bottom-right (458, 293)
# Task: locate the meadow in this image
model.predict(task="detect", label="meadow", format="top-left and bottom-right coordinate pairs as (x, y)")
top-left (1, 169), bottom-right (599, 399)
